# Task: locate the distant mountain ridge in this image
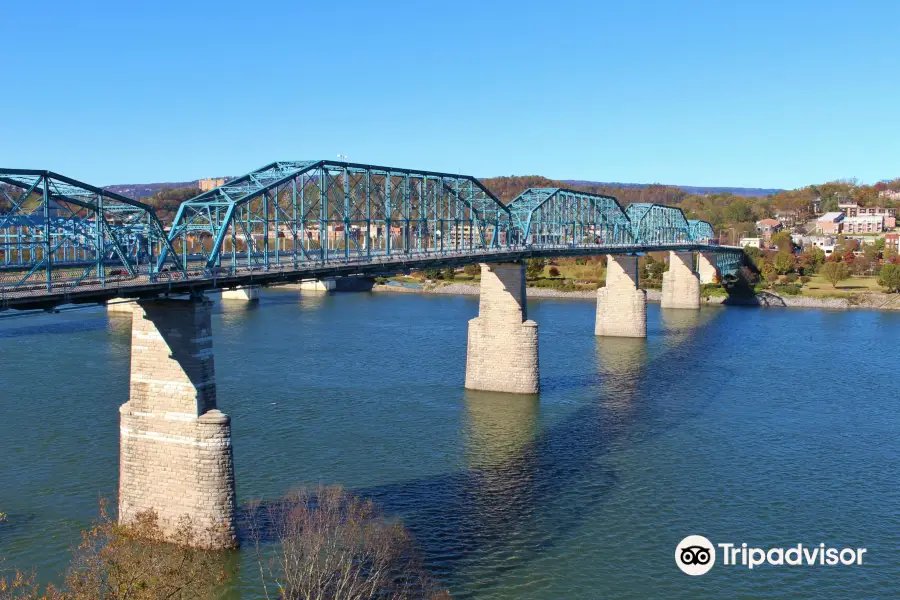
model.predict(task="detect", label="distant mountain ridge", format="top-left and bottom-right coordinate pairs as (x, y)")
top-left (563, 180), bottom-right (782, 197)
top-left (105, 181), bottom-right (196, 199)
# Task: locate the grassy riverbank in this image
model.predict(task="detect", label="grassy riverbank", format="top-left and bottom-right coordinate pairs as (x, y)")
top-left (377, 272), bottom-right (900, 311)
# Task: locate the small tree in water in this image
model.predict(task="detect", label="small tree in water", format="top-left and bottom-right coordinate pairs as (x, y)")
top-left (247, 485), bottom-right (448, 600)
top-left (1, 501), bottom-right (229, 600)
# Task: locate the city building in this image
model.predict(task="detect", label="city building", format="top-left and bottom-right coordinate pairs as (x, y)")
top-left (838, 201), bottom-right (896, 228)
top-left (842, 216), bottom-right (885, 234)
top-left (198, 178), bottom-right (226, 191)
top-left (878, 189), bottom-right (900, 202)
top-left (816, 212), bottom-right (844, 234)
top-left (794, 235), bottom-right (836, 256)
top-left (812, 197), bottom-right (822, 215)
top-left (756, 218), bottom-right (782, 239)
top-left (775, 209), bottom-right (800, 228)
top-left (885, 232), bottom-right (899, 253)
top-left (740, 237), bottom-right (762, 248)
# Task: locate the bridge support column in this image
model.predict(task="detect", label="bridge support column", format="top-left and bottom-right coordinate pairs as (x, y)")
top-left (119, 296), bottom-right (237, 549)
top-left (697, 251), bottom-right (719, 284)
top-left (298, 278), bottom-right (337, 292)
top-left (221, 285), bottom-right (259, 301)
top-left (465, 262), bottom-right (539, 394)
top-left (661, 251), bottom-right (701, 310)
top-left (595, 255), bottom-right (647, 338)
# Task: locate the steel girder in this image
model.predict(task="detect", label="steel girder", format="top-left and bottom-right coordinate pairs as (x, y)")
top-left (715, 248), bottom-right (744, 275)
top-left (157, 160), bottom-right (511, 273)
top-left (688, 220), bottom-right (715, 244)
top-left (506, 188), bottom-right (633, 246)
top-left (625, 203), bottom-right (694, 246)
top-left (0, 169), bottom-right (181, 294)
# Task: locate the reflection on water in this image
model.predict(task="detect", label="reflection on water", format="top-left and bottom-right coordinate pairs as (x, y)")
top-left (659, 307), bottom-right (720, 346)
top-left (464, 391), bottom-right (539, 555)
top-left (465, 390), bottom-right (539, 471)
top-left (594, 337), bottom-right (648, 420)
top-left (2, 294), bottom-right (899, 599)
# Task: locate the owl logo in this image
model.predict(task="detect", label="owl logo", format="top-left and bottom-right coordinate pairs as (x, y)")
top-left (680, 545), bottom-right (712, 565)
top-left (676, 535), bottom-right (716, 575)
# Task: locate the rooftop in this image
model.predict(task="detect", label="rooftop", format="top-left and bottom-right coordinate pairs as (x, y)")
top-left (817, 212), bottom-right (844, 222)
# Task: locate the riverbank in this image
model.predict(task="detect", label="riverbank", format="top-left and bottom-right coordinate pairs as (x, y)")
top-left (372, 283), bottom-right (900, 311)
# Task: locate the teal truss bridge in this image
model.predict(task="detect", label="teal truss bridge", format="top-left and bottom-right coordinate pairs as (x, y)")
top-left (0, 160), bottom-right (743, 311)
top-left (0, 159), bottom-right (748, 550)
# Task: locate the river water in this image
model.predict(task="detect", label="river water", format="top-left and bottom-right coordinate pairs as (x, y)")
top-left (0, 289), bottom-right (898, 598)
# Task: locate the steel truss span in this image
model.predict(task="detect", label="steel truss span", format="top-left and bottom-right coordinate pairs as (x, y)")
top-left (0, 169), bottom-right (181, 296)
top-left (0, 161), bottom-right (744, 311)
top-left (156, 160), bottom-right (510, 273)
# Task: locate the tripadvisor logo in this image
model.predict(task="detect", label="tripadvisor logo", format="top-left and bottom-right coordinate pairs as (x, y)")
top-left (676, 535), bottom-right (716, 576)
top-left (675, 535), bottom-right (867, 575)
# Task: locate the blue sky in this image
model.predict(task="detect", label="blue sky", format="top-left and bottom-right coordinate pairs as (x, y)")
top-left (2, 0), bottom-right (897, 189)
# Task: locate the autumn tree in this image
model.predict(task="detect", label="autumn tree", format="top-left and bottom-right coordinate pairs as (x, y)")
top-left (878, 264), bottom-right (900, 293)
top-left (799, 247), bottom-right (826, 274)
top-left (821, 261), bottom-right (851, 289)
top-left (247, 486), bottom-right (448, 600)
top-left (774, 252), bottom-right (795, 275)
top-left (0, 501), bottom-right (228, 600)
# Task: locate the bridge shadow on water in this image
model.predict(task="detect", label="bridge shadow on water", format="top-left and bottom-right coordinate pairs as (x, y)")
top-left (237, 307), bottom-right (726, 586)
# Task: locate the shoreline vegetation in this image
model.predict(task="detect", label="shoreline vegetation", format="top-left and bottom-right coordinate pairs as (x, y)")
top-left (372, 277), bottom-right (900, 310)
top-left (368, 256), bottom-right (900, 312)
top-left (372, 281), bottom-right (900, 312)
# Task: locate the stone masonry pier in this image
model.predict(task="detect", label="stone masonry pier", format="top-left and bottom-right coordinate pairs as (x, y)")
top-left (465, 262), bottom-right (539, 394)
top-left (119, 296), bottom-right (237, 549)
top-left (661, 251), bottom-right (701, 310)
top-left (221, 285), bottom-right (260, 301)
top-left (595, 255), bottom-right (647, 338)
top-left (697, 251), bottom-right (719, 284)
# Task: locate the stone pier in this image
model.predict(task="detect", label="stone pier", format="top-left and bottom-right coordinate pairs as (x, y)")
top-left (298, 278), bottom-right (337, 292)
top-left (697, 251), bottom-right (719, 284)
top-left (106, 300), bottom-right (135, 314)
top-left (465, 262), bottom-right (539, 394)
top-left (119, 297), bottom-right (237, 549)
top-left (221, 285), bottom-right (260, 301)
top-left (595, 255), bottom-right (647, 338)
top-left (661, 251), bottom-right (701, 310)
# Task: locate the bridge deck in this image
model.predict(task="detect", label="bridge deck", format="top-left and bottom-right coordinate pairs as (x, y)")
top-left (0, 243), bottom-right (734, 311)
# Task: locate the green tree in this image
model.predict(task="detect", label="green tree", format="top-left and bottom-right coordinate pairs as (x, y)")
top-left (799, 247), bottom-right (826, 274)
top-left (463, 264), bottom-right (479, 278)
top-left (548, 266), bottom-right (560, 278)
top-left (525, 258), bottom-right (545, 280)
top-left (758, 257), bottom-right (776, 283)
top-left (441, 267), bottom-right (455, 281)
top-left (770, 230), bottom-right (793, 252)
top-left (821, 261), bottom-right (851, 288)
top-left (774, 252), bottom-right (795, 275)
top-left (423, 269), bottom-right (441, 280)
top-left (878, 263), bottom-right (900, 292)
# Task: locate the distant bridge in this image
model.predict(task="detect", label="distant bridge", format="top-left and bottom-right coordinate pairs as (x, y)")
top-left (0, 161), bottom-right (741, 311)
